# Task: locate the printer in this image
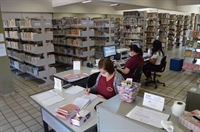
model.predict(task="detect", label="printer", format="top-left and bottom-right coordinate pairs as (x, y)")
top-left (114, 48), bottom-right (129, 63)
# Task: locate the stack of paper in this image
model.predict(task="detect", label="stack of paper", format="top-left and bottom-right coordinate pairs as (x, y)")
top-left (126, 106), bottom-right (170, 128)
top-left (36, 90), bottom-right (64, 106)
top-left (64, 73), bottom-right (88, 82)
top-left (72, 97), bottom-right (91, 109)
top-left (81, 94), bottom-right (97, 102)
top-left (65, 85), bottom-right (84, 94)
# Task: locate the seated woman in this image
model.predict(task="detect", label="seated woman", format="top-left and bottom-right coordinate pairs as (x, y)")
top-left (85, 58), bottom-right (124, 99)
top-left (116, 45), bottom-right (144, 80)
top-left (143, 40), bottom-right (165, 83)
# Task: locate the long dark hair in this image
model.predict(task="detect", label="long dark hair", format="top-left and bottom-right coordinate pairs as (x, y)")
top-left (152, 40), bottom-right (164, 56)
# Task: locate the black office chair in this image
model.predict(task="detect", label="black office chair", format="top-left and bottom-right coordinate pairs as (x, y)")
top-left (86, 72), bottom-right (100, 88)
top-left (145, 56), bottom-right (167, 89)
top-left (133, 65), bottom-right (143, 83)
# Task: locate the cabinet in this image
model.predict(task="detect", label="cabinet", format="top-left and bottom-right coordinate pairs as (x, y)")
top-left (185, 88), bottom-right (200, 111)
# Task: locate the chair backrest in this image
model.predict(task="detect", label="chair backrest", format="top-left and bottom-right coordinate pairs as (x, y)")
top-left (133, 65), bottom-right (143, 83)
top-left (160, 56), bottom-right (167, 72)
top-left (87, 72), bottom-right (100, 88)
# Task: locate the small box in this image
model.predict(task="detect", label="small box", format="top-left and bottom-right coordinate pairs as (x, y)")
top-left (170, 58), bottom-right (183, 71)
top-left (179, 110), bottom-right (200, 132)
top-left (70, 110), bottom-right (91, 127)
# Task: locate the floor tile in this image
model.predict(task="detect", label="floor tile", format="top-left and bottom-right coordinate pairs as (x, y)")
top-left (29, 124), bottom-right (43, 132)
top-left (25, 119), bottom-right (38, 127)
top-left (7, 115), bottom-right (19, 123)
top-left (21, 115), bottom-right (33, 123)
top-left (0, 123), bottom-right (12, 131)
top-left (10, 119), bottom-right (23, 127)
top-left (4, 128), bottom-right (15, 132)
top-left (13, 124), bottom-right (27, 132)
top-left (20, 128), bottom-right (31, 132)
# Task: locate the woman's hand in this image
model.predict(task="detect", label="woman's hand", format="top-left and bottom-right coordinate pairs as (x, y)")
top-left (84, 88), bottom-right (91, 95)
top-left (97, 94), bottom-right (105, 99)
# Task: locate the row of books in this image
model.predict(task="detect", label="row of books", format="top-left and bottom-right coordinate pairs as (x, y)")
top-left (185, 51), bottom-right (200, 58)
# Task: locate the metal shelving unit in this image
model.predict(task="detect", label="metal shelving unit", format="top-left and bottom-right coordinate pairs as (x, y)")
top-left (53, 17), bottom-right (95, 65)
top-left (146, 12), bottom-right (159, 49)
top-left (90, 18), bottom-right (115, 58)
top-left (122, 11), bottom-right (147, 50)
top-left (158, 13), bottom-right (169, 50)
top-left (4, 17), bottom-right (56, 88)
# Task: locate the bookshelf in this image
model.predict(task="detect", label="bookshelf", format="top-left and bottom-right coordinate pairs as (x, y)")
top-left (168, 14), bottom-right (177, 50)
top-left (182, 15), bottom-right (191, 46)
top-left (4, 17), bottom-right (56, 88)
top-left (158, 13), bottom-right (169, 50)
top-left (53, 17), bottom-right (95, 65)
top-left (183, 40), bottom-right (200, 72)
top-left (195, 14), bottom-right (200, 30)
top-left (52, 18), bottom-right (68, 64)
top-left (146, 12), bottom-right (159, 49)
top-left (114, 17), bottom-right (122, 48)
top-left (90, 18), bottom-right (115, 58)
top-left (175, 15), bottom-right (184, 47)
top-left (122, 11), bottom-right (147, 50)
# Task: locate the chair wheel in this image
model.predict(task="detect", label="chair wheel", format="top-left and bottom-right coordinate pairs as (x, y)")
top-left (163, 84), bottom-right (165, 87)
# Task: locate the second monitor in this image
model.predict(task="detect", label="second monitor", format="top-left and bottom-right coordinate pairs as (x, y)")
top-left (103, 45), bottom-right (116, 58)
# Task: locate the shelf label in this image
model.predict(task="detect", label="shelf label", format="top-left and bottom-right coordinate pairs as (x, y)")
top-left (35, 23), bottom-right (41, 26)
top-left (0, 43), bottom-right (7, 57)
top-left (81, 20), bottom-right (87, 25)
top-left (0, 34), bottom-right (4, 42)
top-left (45, 22), bottom-right (51, 25)
top-left (89, 21), bottom-right (94, 25)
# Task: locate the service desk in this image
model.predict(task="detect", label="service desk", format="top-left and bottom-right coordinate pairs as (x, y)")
top-left (53, 67), bottom-right (99, 87)
top-left (96, 95), bottom-right (190, 132)
top-left (30, 89), bottom-right (105, 132)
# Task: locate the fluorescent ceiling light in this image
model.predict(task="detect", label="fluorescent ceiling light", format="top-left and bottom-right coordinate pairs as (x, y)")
top-left (82, 0), bottom-right (92, 3)
top-left (110, 3), bottom-right (119, 6)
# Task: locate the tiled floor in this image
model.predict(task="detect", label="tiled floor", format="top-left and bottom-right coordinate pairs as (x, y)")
top-left (0, 46), bottom-right (199, 132)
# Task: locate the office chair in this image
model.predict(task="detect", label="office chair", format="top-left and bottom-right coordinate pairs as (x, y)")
top-left (145, 56), bottom-right (167, 89)
top-left (133, 65), bottom-right (143, 83)
top-left (86, 72), bottom-right (100, 88)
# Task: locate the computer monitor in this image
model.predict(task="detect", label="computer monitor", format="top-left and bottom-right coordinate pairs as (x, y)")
top-left (103, 45), bottom-right (116, 58)
top-left (131, 41), bottom-right (140, 48)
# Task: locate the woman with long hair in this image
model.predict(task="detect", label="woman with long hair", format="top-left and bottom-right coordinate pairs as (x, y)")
top-left (143, 40), bottom-right (165, 83)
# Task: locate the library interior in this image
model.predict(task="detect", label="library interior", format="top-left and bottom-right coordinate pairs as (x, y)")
top-left (0, 0), bottom-right (200, 132)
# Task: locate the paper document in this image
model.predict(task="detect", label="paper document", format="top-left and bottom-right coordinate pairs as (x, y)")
top-left (65, 85), bottom-right (84, 94)
top-left (82, 94), bottom-right (97, 101)
top-left (0, 44), bottom-right (7, 57)
top-left (91, 69), bottom-right (100, 74)
top-left (36, 90), bottom-right (64, 107)
top-left (126, 106), bottom-right (170, 128)
top-left (72, 97), bottom-right (91, 109)
top-left (143, 92), bottom-right (165, 111)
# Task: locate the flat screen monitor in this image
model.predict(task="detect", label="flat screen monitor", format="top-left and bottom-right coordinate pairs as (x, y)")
top-left (103, 45), bottom-right (116, 58)
top-left (131, 41), bottom-right (140, 48)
